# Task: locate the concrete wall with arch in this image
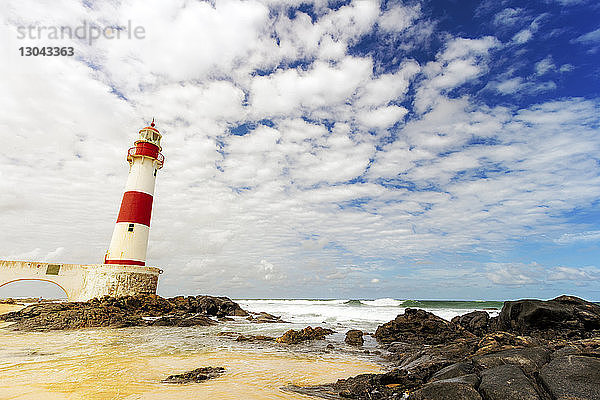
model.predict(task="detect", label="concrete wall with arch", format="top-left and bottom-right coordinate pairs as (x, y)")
top-left (0, 260), bottom-right (161, 301)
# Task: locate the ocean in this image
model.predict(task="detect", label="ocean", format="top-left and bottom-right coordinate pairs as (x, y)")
top-left (237, 298), bottom-right (504, 333)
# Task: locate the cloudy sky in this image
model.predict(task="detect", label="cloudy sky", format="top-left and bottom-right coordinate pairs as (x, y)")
top-left (1, 0), bottom-right (599, 300)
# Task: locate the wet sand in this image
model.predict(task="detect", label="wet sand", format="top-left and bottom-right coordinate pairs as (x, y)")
top-left (0, 326), bottom-right (382, 400)
top-left (0, 303), bottom-right (26, 314)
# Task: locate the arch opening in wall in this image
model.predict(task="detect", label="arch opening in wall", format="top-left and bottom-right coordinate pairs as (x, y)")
top-left (0, 279), bottom-right (69, 301)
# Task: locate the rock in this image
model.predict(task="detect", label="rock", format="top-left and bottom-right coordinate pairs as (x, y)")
top-left (246, 312), bottom-right (286, 323)
top-left (235, 334), bottom-right (275, 342)
top-left (0, 294), bottom-right (248, 331)
top-left (0, 302), bottom-right (144, 331)
top-left (429, 362), bottom-right (475, 382)
top-left (345, 330), bottom-right (364, 346)
top-left (409, 380), bottom-right (482, 400)
top-left (479, 364), bottom-right (541, 400)
top-left (539, 355), bottom-right (600, 400)
top-left (495, 295), bottom-right (600, 338)
top-left (276, 326), bottom-right (334, 344)
top-left (374, 308), bottom-right (471, 345)
top-left (303, 296), bottom-right (600, 400)
top-left (397, 351), bottom-right (451, 379)
top-left (162, 367), bottom-right (225, 384)
top-left (149, 315), bottom-right (216, 327)
top-left (472, 347), bottom-right (550, 375)
top-left (451, 311), bottom-right (489, 335)
top-left (331, 369), bottom-right (426, 399)
top-left (182, 295), bottom-right (248, 317)
top-left (474, 331), bottom-right (539, 355)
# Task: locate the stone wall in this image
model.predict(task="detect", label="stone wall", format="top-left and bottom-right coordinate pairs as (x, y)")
top-left (0, 260), bottom-right (161, 301)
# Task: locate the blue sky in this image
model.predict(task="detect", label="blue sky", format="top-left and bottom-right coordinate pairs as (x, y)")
top-left (0, 0), bottom-right (599, 300)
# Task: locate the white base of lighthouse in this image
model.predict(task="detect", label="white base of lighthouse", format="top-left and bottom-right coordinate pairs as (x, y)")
top-left (106, 222), bottom-right (150, 265)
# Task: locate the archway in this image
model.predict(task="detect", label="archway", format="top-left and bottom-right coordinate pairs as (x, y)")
top-left (0, 279), bottom-right (70, 301)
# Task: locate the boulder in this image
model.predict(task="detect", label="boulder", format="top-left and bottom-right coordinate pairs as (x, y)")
top-left (374, 308), bottom-right (471, 345)
top-left (332, 369), bottom-right (426, 399)
top-left (479, 364), bottom-right (541, 400)
top-left (275, 326), bottom-right (334, 344)
top-left (409, 380), bottom-right (482, 400)
top-left (162, 367), bottom-right (225, 384)
top-left (246, 312), bottom-right (286, 323)
top-left (184, 295), bottom-right (248, 317)
top-left (472, 347), bottom-right (550, 375)
top-left (149, 315), bottom-right (216, 327)
top-left (539, 355), bottom-right (600, 400)
top-left (235, 334), bottom-right (275, 342)
top-left (451, 311), bottom-right (489, 335)
top-left (495, 295), bottom-right (600, 338)
top-left (474, 331), bottom-right (539, 355)
top-left (345, 329), bottom-right (364, 346)
top-left (429, 362), bottom-right (475, 382)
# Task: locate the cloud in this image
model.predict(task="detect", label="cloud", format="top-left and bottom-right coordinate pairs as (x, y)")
top-left (547, 266), bottom-right (600, 281)
top-left (378, 3), bottom-right (421, 33)
top-left (486, 263), bottom-right (600, 286)
top-left (492, 77), bottom-right (524, 94)
top-left (573, 28), bottom-right (600, 44)
top-left (415, 36), bottom-right (499, 113)
top-left (486, 263), bottom-right (543, 285)
top-left (512, 28), bottom-right (533, 44)
top-left (493, 8), bottom-right (527, 27)
top-left (555, 231), bottom-right (600, 244)
top-left (535, 55), bottom-right (556, 75)
top-left (1, 0), bottom-right (600, 299)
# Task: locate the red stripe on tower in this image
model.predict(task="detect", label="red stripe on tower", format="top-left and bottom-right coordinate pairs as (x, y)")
top-left (132, 141), bottom-right (160, 158)
top-left (116, 191), bottom-right (154, 226)
top-left (104, 259), bottom-right (146, 266)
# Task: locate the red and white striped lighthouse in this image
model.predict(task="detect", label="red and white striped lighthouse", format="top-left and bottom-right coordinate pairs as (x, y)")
top-left (104, 120), bottom-right (164, 266)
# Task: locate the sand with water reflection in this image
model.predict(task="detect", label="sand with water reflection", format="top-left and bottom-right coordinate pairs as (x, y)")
top-left (0, 324), bottom-right (381, 400)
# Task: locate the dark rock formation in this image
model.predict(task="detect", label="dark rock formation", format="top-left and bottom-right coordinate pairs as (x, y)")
top-left (149, 315), bottom-right (216, 327)
top-left (276, 326), bottom-right (335, 344)
top-left (495, 295), bottom-right (600, 338)
top-left (451, 311), bottom-right (490, 335)
top-left (472, 347), bottom-right (550, 375)
top-left (0, 294), bottom-right (247, 331)
top-left (166, 295), bottom-right (248, 317)
top-left (162, 367), bottom-right (225, 384)
top-left (246, 311), bottom-right (287, 323)
top-left (374, 308), bottom-right (472, 345)
top-left (539, 355), bottom-right (600, 400)
top-left (235, 334), bottom-right (275, 342)
top-left (410, 380), bottom-right (482, 400)
top-left (345, 330), bottom-right (364, 346)
top-left (287, 295), bottom-right (600, 400)
top-left (479, 364), bottom-right (540, 400)
top-left (428, 362), bottom-right (474, 382)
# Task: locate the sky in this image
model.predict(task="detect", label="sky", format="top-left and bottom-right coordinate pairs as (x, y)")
top-left (0, 0), bottom-right (599, 301)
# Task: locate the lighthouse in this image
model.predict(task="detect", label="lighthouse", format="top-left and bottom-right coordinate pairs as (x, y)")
top-left (104, 120), bottom-right (164, 266)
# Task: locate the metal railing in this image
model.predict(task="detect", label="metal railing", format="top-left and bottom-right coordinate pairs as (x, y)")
top-left (127, 147), bottom-right (165, 167)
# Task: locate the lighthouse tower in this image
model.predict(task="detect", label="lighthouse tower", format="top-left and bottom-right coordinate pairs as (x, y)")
top-left (104, 120), bottom-right (164, 266)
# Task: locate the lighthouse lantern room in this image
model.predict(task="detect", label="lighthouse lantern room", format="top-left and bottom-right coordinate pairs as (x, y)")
top-left (104, 120), bottom-right (164, 266)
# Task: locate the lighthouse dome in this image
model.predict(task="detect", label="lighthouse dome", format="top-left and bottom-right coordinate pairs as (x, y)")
top-left (137, 119), bottom-right (162, 149)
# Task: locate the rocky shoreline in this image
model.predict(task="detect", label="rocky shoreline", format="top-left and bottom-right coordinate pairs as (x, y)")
top-left (1, 294), bottom-right (599, 399)
top-left (287, 295), bottom-right (600, 400)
